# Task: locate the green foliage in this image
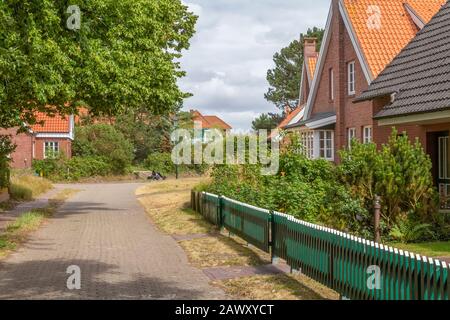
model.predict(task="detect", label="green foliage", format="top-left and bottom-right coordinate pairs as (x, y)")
top-left (339, 130), bottom-right (438, 236)
top-left (145, 152), bottom-right (209, 176)
top-left (252, 113), bottom-right (283, 131)
top-left (33, 156), bottom-right (113, 181)
top-left (201, 129), bottom-right (445, 242)
top-left (0, 135), bottom-right (15, 188)
top-left (145, 153), bottom-right (174, 175)
top-left (114, 110), bottom-right (173, 163)
top-left (265, 27), bottom-right (324, 110)
top-left (73, 124), bottom-right (134, 174)
top-left (389, 219), bottom-right (434, 244)
top-left (0, 0), bottom-right (197, 129)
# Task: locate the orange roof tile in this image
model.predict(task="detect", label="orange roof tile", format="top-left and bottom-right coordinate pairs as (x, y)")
top-left (307, 56), bottom-right (318, 80)
top-left (203, 116), bottom-right (232, 130)
top-left (191, 110), bottom-right (232, 130)
top-left (31, 112), bottom-right (71, 133)
top-left (278, 106), bottom-right (304, 130)
top-left (342, 0), bottom-right (445, 77)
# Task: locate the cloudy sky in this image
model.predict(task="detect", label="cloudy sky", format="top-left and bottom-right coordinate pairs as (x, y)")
top-left (178, 0), bottom-right (330, 130)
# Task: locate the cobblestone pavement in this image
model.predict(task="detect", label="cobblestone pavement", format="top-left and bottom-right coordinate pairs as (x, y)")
top-left (0, 183), bottom-right (225, 300)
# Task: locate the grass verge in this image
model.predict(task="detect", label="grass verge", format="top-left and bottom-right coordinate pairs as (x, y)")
top-left (9, 174), bottom-right (53, 201)
top-left (214, 274), bottom-right (339, 300)
top-left (0, 189), bottom-right (79, 259)
top-left (390, 241), bottom-right (450, 258)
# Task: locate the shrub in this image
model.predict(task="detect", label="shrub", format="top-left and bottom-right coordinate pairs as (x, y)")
top-left (145, 153), bottom-right (175, 175)
top-left (145, 152), bottom-right (210, 176)
top-left (73, 124), bottom-right (134, 174)
top-left (33, 156), bottom-right (113, 181)
top-left (0, 135), bottom-right (15, 189)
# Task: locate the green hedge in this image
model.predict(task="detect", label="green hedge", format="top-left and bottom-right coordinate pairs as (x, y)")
top-left (145, 152), bottom-right (209, 176)
top-left (33, 156), bottom-right (114, 181)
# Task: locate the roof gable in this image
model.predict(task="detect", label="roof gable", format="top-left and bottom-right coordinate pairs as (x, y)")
top-left (31, 112), bottom-right (71, 133)
top-left (191, 110), bottom-right (232, 130)
top-left (341, 0), bottom-right (445, 78)
top-left (358, 2), bottom-right (450, 118)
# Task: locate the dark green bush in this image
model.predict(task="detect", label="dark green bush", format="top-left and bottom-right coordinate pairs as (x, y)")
top-left (73, 124), bottom-right (134, 174)
top-left (145, 152), bottom-right (210, 176)
top-left (33, 156), bottom-right (113, 181)
top-left (201, 129), bottom-right (445, 242)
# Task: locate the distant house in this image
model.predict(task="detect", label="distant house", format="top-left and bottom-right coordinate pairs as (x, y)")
top-left (191, 110), bottom-right (232, 143)
top-left (0, 112), bottom-right (74, 169)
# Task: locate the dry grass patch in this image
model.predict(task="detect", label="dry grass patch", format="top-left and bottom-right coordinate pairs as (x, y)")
top-left (214, 274), bottom-right (339, 300)
top-left (137, 178), bottom-right (214, 235)
top-left (145, 206), bottom-right (213, 235)
top-left (179, 236), bottom-right (270, 268)
top-left (136, 177), bottom-right (207, 197)
top-left (9, 174), bottom-right (53, 201)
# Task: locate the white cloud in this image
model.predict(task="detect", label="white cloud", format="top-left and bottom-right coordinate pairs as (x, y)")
top-left (179, 0), bottom-right (330, 130)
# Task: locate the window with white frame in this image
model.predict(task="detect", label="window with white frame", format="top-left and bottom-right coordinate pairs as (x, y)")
top-left (348, 128), bottom-right (356, 148)
top-left (329, 68), bottom-right (334, 101)
top-left (363, 126), bottom-right (372, 143)
top-left (44, 141), bottom-right (59, 159)
top-left (348, 61), bottom-right (356, 95)
top-left (319, 130), bottom-right (334, 160)
top-left (300, 131), bottom-right (314, 159)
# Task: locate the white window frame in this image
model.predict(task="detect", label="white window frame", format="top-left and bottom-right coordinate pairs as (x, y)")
top-left (348, 128), bottom-right (357, 148)
top-left (44, 141), bottom-right (60, 159)
top-left (300, 131), bottom-right (314, 159)
top-left (329, 68), bottom-right (334, 101)
top-left (348, 61), bottom-right (356, 95)
top-left (363, 126), bottom-right (373, 144)
top-left (319, 130), bottom-right (334, 161)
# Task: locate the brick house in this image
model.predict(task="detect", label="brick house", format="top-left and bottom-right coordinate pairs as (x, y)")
top-left (284, 0), bottom-right (445, 161)
top-left (0, 112), bottom-right (74, 169)
top-left (191, 110), bottom-right (232, 143)
top-left (356, 2), bottom-right (450, 210)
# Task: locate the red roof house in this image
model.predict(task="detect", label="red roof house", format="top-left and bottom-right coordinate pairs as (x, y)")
top-left (0, 111), bottom-right (74, 169)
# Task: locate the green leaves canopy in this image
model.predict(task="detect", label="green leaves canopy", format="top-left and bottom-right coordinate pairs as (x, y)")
top-left (0, 0), bottom-right (197, 129)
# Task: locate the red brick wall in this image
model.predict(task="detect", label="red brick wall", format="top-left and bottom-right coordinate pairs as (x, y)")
top-left (34, 138), bottom-right (72, 160)
top-left (309, 0), bottom-right (375, 161)
top-left (0, 128), bottom-right (33, 169)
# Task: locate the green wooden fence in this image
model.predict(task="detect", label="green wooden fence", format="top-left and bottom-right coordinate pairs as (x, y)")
top-left (191, 191), bottom-right (449, 300)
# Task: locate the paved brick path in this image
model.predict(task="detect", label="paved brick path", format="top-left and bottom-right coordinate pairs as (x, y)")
top-left (0, 183), bottom-right (225, 300)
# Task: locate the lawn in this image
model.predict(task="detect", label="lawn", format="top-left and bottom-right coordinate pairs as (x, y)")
top-left (391, 241), bottom-right (450, 258)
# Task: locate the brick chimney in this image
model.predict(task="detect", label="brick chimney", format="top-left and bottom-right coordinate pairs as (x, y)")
top-left (303, 37), bottom-right (317, 58)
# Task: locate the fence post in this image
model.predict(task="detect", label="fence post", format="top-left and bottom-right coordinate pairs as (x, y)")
top-left (374, 195), bottom-right (381, 243)
top-left (217, 195), bottom-right (223, 228)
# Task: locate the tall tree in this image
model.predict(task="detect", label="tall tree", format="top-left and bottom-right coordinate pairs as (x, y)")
top-left (0, 0), bottom-right (197, 130)
top-left (252, 113), bottom-right (283, 131)
top-left (265, 27), bottom-right (324, 110)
